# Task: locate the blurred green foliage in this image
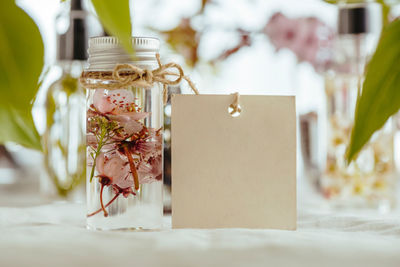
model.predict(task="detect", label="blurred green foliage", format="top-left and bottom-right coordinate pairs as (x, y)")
top-left (91, 0), bottom-right (133, 54)
top-left (323, 0), bottom-right (400, 163)
top-left (347, 19), bottom-right (400, 162)
top-left (0, 0), bottom-right (133, 150)
top-left (2, 0), bottom-right (400, 161)
top-left (0, 1), bottom-right (43, 149)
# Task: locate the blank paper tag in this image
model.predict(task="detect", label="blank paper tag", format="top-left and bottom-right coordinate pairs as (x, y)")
top-left (171, 94), bottom-right (296, 229)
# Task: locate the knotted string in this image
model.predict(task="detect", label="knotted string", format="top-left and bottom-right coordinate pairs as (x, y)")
top-left (229, 92), bottom-right (241, 115)
top-left (79, 54), bottom-right (240, 112)
top-left (79, 53), bottom-right (199, 104)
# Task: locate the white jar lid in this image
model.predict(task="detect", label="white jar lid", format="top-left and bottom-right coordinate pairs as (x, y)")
top-left (87, 36), bottom-right (160, 71)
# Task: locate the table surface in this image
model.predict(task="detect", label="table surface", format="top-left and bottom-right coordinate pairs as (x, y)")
top-left (1, 177), bottom-right (400, 267)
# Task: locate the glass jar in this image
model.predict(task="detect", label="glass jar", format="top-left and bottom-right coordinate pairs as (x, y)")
top-left (83, 37), bottom-right (163, 230)
top-left (40, 0), bottom-right (95, 200)
top-left (42, 61), bottom-right (86, 200)
top-left (322, 74), bottom-right (396, 210)
top-left (319, 4), bottom-right (396, 211)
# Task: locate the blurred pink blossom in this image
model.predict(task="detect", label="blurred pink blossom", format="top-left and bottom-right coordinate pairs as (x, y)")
top-left (264, 12), bottom-right (334, 72)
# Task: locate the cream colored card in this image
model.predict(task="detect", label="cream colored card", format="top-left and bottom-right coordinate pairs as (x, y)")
top-left (171, 94), bottom-right (296, 229)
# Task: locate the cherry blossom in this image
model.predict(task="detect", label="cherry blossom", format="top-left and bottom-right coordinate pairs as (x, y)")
top-left (108, 112), bottom-right (149, 136)
top-left (95, 152), bottom-right (130, 187)
top-left (138, 155), bottom-right (163, 183)
top-left (87, 88), bottom-right (163, 218)
top-left (264, 12), bottom-right (334, 72)
top-left (93, 89), bottom-right (135, 114)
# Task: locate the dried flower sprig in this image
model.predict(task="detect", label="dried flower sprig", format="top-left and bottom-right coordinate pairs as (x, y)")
top-left (88, 115), bottom-right (122, 182)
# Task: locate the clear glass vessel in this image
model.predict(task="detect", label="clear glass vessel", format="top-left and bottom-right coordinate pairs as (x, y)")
top-left (319, 3), bottom-right (396, 210)
top-left (322, 74), bottom-right (396, 210)
top-left (43, 61), bottom-right (86, 199)
top-left (41, 0), bottom-right (102, 200)
top-left (84, 37), bottom-right (163, 230)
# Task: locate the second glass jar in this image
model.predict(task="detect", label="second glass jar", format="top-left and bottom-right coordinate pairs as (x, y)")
top-left (319, 4), bottom-right (396, 211)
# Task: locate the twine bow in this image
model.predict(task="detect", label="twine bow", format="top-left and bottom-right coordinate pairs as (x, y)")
top-left (80, 54), bottom-right (242, 113)
top-left (79, 53), bottom-right (199, 104)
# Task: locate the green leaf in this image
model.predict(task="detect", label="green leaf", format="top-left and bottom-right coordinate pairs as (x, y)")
top-left (346, 19), bottom-right (400, 162)
top-left (324, 0), bottom-right (369, 4)
top-left (375, 0), bottom-right (391, 26)
top-left (91, 0), bottom-right (133, 54)
top-left (0, 1), bottom-right (43, 150)
top-left (0, 106), bottom-right (41, 150)
top-left (324, 0), bottom-right (400, 4)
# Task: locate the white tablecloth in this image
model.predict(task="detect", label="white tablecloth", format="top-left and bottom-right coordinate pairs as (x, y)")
top-left (1, 178), bottom-right (400, 267)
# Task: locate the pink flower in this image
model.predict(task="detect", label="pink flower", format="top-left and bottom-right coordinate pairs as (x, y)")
top-left (93, 89), bottom-right (135, 114)
top-left (108, 112), bottom-right (150, 136)
top-left (90, 89), bottom-right (151, 141)
top-left (138, 155), bottom-right (163, 183)
top-left (91, 89), bottom-right (150, 138)
top-left (264, 13), bottom-right (298, 51)
top-left (90, 89), bottom-right (162, 190)
top-left (96, 151), bottom-right (162, 189)
top-left (133, 129), bottom-right (162, 158)
top-left (96, 152), bottom-right (133, 189)
top-left (264, 12), bottom-right (333, 72)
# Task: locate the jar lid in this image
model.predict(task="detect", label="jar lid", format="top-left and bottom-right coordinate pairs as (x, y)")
top-left (89, 36), bottom-right (160, 52)
top-left (87, 36), bottom-right (160, 71)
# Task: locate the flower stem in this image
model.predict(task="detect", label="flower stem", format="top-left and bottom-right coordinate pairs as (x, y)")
top-left (87, 192), bottom-right (120, 217)
top-left (100, 183), bottom-right (108, 217)
top-left (89, 126), bottom-right (107, 182)
top-left (124, 146), bottom-right (139, 190)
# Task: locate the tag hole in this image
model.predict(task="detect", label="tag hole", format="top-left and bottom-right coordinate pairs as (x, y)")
top-left (228, 105), bottom-right (241, 117)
